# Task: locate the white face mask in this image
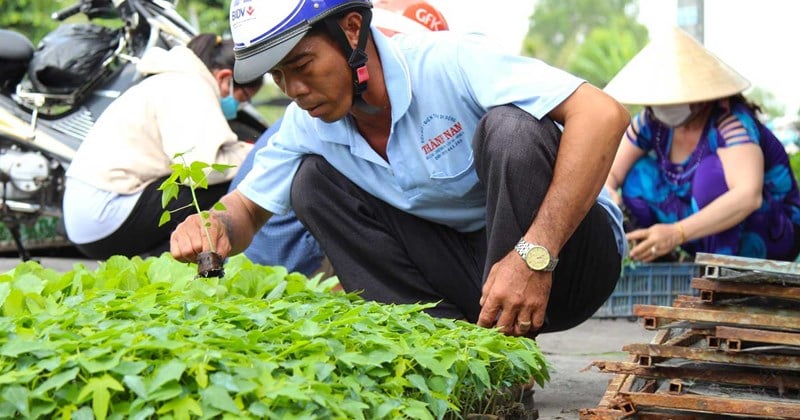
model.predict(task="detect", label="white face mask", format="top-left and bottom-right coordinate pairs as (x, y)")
top-left (651, 104), bottom-right (693, 127)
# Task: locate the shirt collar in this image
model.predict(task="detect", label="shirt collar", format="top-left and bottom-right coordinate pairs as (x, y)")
top-left (372, 27), bottom-right (413, 122)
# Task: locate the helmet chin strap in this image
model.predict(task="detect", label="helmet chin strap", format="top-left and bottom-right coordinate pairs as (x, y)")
top-left (324, 9), bottom-right (376, 111)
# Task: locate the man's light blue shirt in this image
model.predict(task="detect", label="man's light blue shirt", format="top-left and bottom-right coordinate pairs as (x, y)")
top-left (239, 28), bottom-right (627, 256)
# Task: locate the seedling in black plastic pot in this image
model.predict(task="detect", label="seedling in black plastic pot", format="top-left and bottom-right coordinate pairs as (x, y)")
top-left (158, 151), bottom-right (234, 278)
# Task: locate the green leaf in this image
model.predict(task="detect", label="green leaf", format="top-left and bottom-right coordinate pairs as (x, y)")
top-left (80, 351), bottom-right (123, 373)
top-left (0, 401), bottom-right (17, 418)
top-left (30, 399), bottom-right (57, 418)
top-left (413, 348), bottom-right (453, 376)
top-left (191, 362), bottom-right (210, 389)
top-left (2, 385), bottom-right (30, 417)
top-left (211, 163), bottom-right (235, 172)
top-left (148, 381), bottom-right (183, 401)
top-left (129, 406), bottom-right (155, 420)
top-left (402, 400), bottom-right (434, 420)
top-left (72, 406), bottom-right (94, 420)
top-left (77, 375), bottom-right (124, 420)
top-left (159, 170), bottom-right (180, 188)
top-left (158, 211), bottom-right (172, 227)
top-left (0, 282), bottom-right (10, 308)
top-left (248, 401), bottom-right (270, 417)
top-left (199, 385), bottom-right (241, 414)
top-left (112, 361), bottom-right (148, 376)
top-left (1, 337), bottom-right (49, 357)
top-left (171, 150), bottom-right (189, 159)
top-left (212, 202), bottom-right (226, 211)
top-left (406, 374), bottom-right (429, 392)
top-left (33, 367), bottom-right (80, 396)
top-left (123, 375), bottom-right (148, 399)
top-left (172, 165), bottom-right (190, 182)
top-left (13, 272), bottom-right (46, 294)
top-left (467, 359), bottom-right (491, 388)
top-left (189, 162), bottom-right (210, 189)
top-left (338, 399), bottom-right (370, 419)
top-left (159, 182), bottom-right (180, 208)
top-left (148, 359), bottom-right (186, 393)
top-left (157, 396), bottom-right (203, 420)
top-left (265, 280), bottom-right (287, 300)
top-left (295, 318), bottom-right (325, 337)
top-left (92, 387), bottom-right (111, 420)
top-left (189, 161), bottom-right (210, 171)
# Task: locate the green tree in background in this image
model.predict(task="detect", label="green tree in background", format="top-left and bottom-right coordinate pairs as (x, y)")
top-left (0, 0), bottom-right (231, 44)
top-left (523, 0), bottom-right (648, 87)
top-left (0, 0), bottom-right (70, 44)
top-left (566, 23), bottom-right (643, 88)
top-left (746, 86), bottom-right (786, 120)
top-left (177, 0), bottom-right (229, 35)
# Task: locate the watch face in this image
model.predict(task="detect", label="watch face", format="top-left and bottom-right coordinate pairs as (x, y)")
top-left (525, 246), bottom-right (550, 270)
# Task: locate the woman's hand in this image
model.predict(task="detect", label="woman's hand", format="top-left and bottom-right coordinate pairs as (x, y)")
top-left (626, 223), bottom-right (684, 262)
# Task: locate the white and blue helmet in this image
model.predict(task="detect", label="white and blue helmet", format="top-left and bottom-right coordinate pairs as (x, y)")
top-left (230, 0), bottom-right (373, 85)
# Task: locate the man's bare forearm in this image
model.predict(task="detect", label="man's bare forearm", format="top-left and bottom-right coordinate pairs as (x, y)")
top-left (213, 189), bottom-right (272, 255)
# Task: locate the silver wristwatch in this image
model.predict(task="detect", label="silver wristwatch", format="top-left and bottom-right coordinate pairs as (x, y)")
top-left (514, 238), bottom-right (558, 272)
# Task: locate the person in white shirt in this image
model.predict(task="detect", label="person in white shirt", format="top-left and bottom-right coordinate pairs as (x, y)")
top-left (63, 33), bottom-right (262, 259)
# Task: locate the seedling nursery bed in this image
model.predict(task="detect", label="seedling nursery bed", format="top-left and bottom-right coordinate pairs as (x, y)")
top-left (0, 254), bottom-right (546, 419)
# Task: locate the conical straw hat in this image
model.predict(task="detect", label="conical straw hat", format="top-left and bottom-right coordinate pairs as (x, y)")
top-left (604, 26), bottom-right (750, 105)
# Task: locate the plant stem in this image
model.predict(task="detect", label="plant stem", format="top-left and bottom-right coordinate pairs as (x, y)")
top-left (188, 183), bottom-right (215, 253)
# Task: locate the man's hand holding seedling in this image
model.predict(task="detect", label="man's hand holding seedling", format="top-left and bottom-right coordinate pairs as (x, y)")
top-left (159, 151), bottom-right (269, 275)
top-left (170, 189), bottom-right (272, 264)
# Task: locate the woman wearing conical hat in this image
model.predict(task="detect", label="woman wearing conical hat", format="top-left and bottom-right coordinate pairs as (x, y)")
top-left (604, 26), bottom-right (800, 262)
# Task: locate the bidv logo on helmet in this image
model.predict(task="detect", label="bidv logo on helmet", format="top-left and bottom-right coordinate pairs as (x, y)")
top-left (230, 0), bottom-right (301, 47)
top-left (229, 0), bottom-right (257, 42)
top-left (230, 3), bottom-right (255, 20)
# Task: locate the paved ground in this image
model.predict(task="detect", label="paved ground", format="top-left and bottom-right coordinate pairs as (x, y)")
top-left (0, 256), bottom-right (656, 420)
top-left (534, 318), bottom-right (657, 419)
top-left (0, 256), bottom-right (99, 272)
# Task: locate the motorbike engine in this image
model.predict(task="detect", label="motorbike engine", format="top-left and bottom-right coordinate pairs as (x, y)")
top-left (0, 146), bottom-right (51, 199)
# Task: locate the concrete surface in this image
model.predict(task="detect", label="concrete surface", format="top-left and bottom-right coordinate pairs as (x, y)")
top-left (0, 256), bottom-right (656, 420)
top-left (0, 256), bottom-right (100, 272)
top-left (534, 318), bottom-right (657, 419)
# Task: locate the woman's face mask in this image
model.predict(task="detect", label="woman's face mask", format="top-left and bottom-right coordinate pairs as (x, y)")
top-left (220, 77), bottom-right (239, 120)
top-left (651, 104), bottom-right (693, 127)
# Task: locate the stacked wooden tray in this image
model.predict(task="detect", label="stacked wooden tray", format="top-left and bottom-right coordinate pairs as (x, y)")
top-left (581, 253), bottom-right (800, 419)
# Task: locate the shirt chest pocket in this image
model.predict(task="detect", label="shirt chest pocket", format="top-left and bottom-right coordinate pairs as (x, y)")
top-left (410, 121), bottom-right (482, 201)
top-left (428, 156), bottom-right (481, 200)
top-left (431, 164), bottom-right (480, 199)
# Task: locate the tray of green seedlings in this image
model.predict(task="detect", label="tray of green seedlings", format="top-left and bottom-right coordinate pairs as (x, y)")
top-left (0, 254), bottom-right (548, 419)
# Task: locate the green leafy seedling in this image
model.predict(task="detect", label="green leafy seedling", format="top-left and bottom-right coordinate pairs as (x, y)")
top-left (158, 151), bottom-right (234, 254)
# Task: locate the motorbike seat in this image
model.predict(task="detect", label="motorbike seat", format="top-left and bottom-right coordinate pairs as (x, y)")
top-left (0, 29), bottom-right (33, 92)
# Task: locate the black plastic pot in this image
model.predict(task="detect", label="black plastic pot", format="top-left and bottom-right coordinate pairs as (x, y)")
top-left (196, 251), bottom-right (225, 278)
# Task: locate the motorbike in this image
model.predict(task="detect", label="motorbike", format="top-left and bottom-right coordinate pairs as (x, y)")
top-left (0, 0), bottom-right (268, 261)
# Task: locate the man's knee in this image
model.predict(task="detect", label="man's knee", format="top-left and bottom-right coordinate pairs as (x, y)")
top-left (474, 105), bottom-right (560, 146)
top-left (473, 105), bottom-right (561, 169)
top-left (473, 106), bottom-right (561, 187)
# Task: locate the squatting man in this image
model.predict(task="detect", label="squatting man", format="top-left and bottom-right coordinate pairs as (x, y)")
top-left (170, 0), bottom-right (631, 337)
